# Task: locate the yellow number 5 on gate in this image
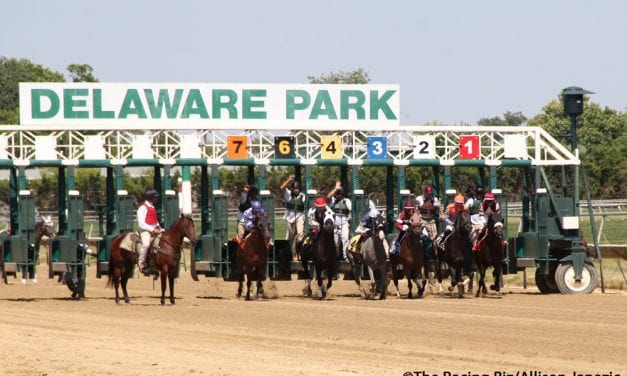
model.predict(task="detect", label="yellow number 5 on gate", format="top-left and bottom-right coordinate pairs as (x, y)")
top-left (320, 135), bottom-right (343, 159)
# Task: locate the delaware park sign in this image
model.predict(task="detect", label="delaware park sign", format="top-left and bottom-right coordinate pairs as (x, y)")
top-left (19, 83), bottom-right (400, 127)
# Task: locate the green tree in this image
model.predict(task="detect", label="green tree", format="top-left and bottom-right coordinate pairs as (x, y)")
top-left (67, 63), bottom-right (99, 82)
top-left (478, 111), bottom-right (527, 127)
top-left (0, 57), bottom-right (65, 124)
top-left (308, 68), bottom-right (370, 84)
top-left (528, 97), bottom-right (627, 198)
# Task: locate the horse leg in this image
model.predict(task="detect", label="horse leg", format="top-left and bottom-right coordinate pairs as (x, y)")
top-left (367, 266), bottom-right (376, 295)
top-left (391, 261), bottom-right (401, 298)
top-left (121, 267), bottom-right (130, 304)
top-left (406, 272), bottom-right (413, 299)
top-left (457, 268), bottom-right (466, 298)
top-left (237, 267), bottom-right (244, 298)
top-left (246, 272), bottom-right (252, 301)
top-left (378, 265), bottom-right (387, 300)
top-left (169, 268), bottom-right (176, 305)
top-left (160, 266), bottom-right (167, 305)
top-left (255, 268), bottom-right (264, 300)
top-left (476, 263), bottom-right (486, 298)
top-left (113, 266), bottom-right (121, 305)
top-left (302, 261), bottom-right (313, 297)
top-left (490, 262), bottom-right (502, 292)
top-left (316, 268), bottom-right (325, 300)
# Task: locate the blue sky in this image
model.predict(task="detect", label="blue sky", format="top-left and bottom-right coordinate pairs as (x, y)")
top-left (2, 0), bottom-right (626, 124)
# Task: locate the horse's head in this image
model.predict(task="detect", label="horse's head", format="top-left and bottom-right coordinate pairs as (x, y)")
top-left (456, 211), bottom-right (472, 234)
top-left (257, 215), bottom-right (272, 241)
top-left (179, 215), bottom-right (198, 246)
top-left (372, 214), bottom-right (386, 240)
top-left (38, 215), bottom-right (56, 239)
top-left (409, 212), bottom-right (422, 232)
top-left (322, 210), bottom-right (335, 233)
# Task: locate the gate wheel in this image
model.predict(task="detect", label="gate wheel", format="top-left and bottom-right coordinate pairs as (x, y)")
top-left (534, 265), bottom-right (559, 294)
top-left (555, 262), bottom-right (598, 294)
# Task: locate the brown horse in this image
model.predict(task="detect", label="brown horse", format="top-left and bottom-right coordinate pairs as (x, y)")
top-left (389, 212), bottom-right (427, 299)
top-left (442, 211), bottom-right (474, 298)
top-left (301, 210), bottom-right (337, 299)
top-left (475, 213), bottom-right (505, 297)
top-left (107, 215), bottom-right (197, 305)
top-left (236, 215), bottom-right (271, 300)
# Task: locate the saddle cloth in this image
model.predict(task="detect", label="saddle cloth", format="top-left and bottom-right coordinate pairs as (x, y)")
top-left (119, 232), bottom-right (160, 253)
top-left (348, 234), bottom-right (363, 255)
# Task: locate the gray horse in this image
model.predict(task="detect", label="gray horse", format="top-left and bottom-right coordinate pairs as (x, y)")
top-left (347, 214), bottom-right (388, 299)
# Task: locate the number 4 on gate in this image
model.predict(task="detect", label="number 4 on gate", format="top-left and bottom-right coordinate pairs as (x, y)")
top-left (320, 135), bottom-right (343, 159)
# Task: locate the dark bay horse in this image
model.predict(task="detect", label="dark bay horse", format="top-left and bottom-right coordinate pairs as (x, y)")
top-left (442, 211), bottom-right (474, 298)
top-left (347, 214), bottom-right (387, 300)
top-left (108, 216), bottom-right (197, 305)
top-left (301, 210), bottom-right (337, 299)
top-left (475, 213), bottom-right (505, 297)
top-left (389, 212), bottom-right (426, 299)
top-left (236, 215), bottom-right (271, 300)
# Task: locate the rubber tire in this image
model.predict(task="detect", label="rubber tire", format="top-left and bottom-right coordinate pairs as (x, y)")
top-left (535, 267), bottom-right (559, 294)
top-left (555, 262), bottom-right (598, 294)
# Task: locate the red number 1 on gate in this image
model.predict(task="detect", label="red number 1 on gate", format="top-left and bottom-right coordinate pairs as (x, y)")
top-left (459, 135), bottom-right (480, 159)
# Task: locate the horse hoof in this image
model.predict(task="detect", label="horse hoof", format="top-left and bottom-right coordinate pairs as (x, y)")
top-left (490, 284), bottom-right (500, 292)
top-left (160, 298), bottom-right (165, 305)
top-left (447, 286), bottom-right (454, 292)
top-left (115, 298), bottom-right (120, 305)
top-left (124, 297), bottom-right (130, 304)
top-left (170, 299), bottom-right (175, 305)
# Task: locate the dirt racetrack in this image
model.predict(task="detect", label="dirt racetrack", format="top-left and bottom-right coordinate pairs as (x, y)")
top-left (1, 265), bottom-right (626, 376)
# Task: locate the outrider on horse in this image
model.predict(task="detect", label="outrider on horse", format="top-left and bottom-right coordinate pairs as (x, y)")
top-left (108, 215), bottom-right (197, 305)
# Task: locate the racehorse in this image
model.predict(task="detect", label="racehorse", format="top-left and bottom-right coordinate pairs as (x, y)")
top-left (300, 210), bottom-right (337, 299)
top-left (347, 214), bottom-right (388, 300)
top-left (107, 215), bottom-right (197, 305)
top-left (475, 212), bottom-right (505, 297)
top-left (236, 214), bottom-right (271, 300)
top-left (389, 212), bottom-right (426, 299)
top-left (442, 211), bottom-right (474, 298)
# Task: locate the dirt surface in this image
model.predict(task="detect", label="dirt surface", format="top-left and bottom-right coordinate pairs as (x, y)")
top-left (1, 265), bottom-right (626, 376)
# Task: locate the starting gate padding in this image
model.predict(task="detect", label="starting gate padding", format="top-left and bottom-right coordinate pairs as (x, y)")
top-left (51, 192), bottom-right (86, 295)
top-left (5, 192), bottom-right (36, 278)
top-left (192, 191), bottom-right (228, 279)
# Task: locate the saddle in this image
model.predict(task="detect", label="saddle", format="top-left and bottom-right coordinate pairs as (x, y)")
top-left (348, 234), bottom-right (364, 255)
top-left (119, 232), bottom-right (142, 253)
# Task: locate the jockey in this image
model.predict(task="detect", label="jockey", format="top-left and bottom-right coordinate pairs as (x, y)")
top-left (281, 175), bottom-right (306, 259)
top-left (477, 192), bottom-right (505, 247)
top-left (239, 200), bottom-right (265, 242)
top-left (437, 193), bottom-right (468, 249)
top-left (466, 186), bottom-right (486, 251)
top-left (237, 185), bottom-right (259, 238)
top-left (327, 181), bottom-right (351, 260)
top-left (390, 201), bottom-right (416, 256)
top-left (137, 188), bottom-right (162, 275)
top-left (306, 197), bottom-right (333, 242)
top-left (415, 185), bottom-right (443, 242)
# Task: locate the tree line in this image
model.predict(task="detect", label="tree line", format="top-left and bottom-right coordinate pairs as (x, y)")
top-left (0, 57), bottom-right (625, 212)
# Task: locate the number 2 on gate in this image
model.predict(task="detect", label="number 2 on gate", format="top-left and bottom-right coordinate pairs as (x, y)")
top-left (320, 135), bottom-right (343, 159)
top-left (227, 136), bottom-right (248, 159)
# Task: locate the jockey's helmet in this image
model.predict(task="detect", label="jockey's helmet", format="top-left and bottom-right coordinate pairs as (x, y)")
top-left (145, 188), bottom-right (159, 200)
top-left (454, 194), bottom-right (465, 204)
top-left (484, 192), bottom-right (495, 200)
top-left (334, 187), bottom-right (344, 198)
top-left (424, 185), bottom-right (434, 197)
top-left (292, 181), bottom-right (301, 193)
top-left (361, 214), bottom-right (370, 223)
top-left (404, 201), bottom-right (414, 211)
top-left (251, 200), bottom-right (262, 211)
top-left (314, 197), bottom-right (326, 208)
top-left (475, 186), bottom-right (484, 195)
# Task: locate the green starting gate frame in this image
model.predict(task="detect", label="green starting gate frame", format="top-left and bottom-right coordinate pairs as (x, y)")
top-left (0, 120), bottom-right (597, 293)
top-left (2, 190), bottom-right (37, 281)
